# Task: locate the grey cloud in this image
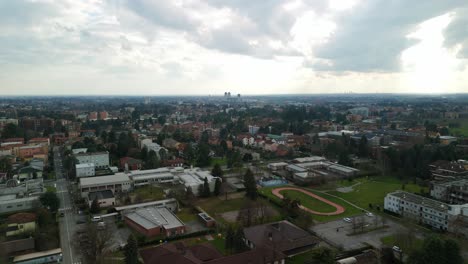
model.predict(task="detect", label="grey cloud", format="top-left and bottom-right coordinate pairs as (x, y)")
top-left (313, 0), bottom-right (465, 72)
top-left (122, 0), bottom-right (322, 58)
top-left (124, 0), bottom-right (196, 31)
top-left (0, 0), bottom-right (58, 27)
top-left (444, 7), bottom-right (468, 59)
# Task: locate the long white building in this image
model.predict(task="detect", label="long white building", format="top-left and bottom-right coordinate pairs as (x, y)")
top-left (384, 191), bottom-right (468, 231)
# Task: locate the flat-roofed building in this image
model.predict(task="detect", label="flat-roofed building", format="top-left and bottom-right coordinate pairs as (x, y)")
top-left (293, 156), bottom-right (326, 163)
top-left (431, 179), bottom-right (468, 204)
top-left (115, 198), bottom-right (178, 215)
top-left (76, 163), bottom-right (95, 178)
top-left (0, 195), bottom-right (40, 214)
top-left (267, 162), bottom-right (288, 171)
top-left (178, 168), bottom-right (217, 195)
top-left (124, 206), bottom-right (185, 238)
top-left (127, 168), bottom-right (176, 187)
top-left (88, 190), bottom-right (115, 207)
top-left (79, 174), bottom-right (131, 197)
top-left (384, 191), bottom-right (468, 231)
top-left (75, 151), bottom-right (109, 169)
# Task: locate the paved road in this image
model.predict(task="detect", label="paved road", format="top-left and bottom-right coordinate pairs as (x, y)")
top-left (54, 147), bottom-right (83, 264)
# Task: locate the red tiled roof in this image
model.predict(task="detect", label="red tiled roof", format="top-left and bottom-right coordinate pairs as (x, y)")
top-left (7, 213), bottom-right (37, 224)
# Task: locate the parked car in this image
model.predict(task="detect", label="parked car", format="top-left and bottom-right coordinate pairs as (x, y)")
top-left (59, 212), bottom-right (65, 217)
top-left (366, 212), bottom-right (374, 217)
top-left (343, 217), bottom-right (352, 223)
top-left (91, 216), bottom-right (102, 222)
top-left (392, 246), bottom-right (402, 252)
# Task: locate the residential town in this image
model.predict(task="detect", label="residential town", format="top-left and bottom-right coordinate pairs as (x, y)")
top-left (0, 95), bottom-right (468, 264)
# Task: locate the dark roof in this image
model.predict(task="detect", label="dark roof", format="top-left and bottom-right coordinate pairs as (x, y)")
top-left (243, 221), bottom-right (319, 255)
top-left (0, 237), bottom-right (35, 255)
top-left (120, 157), bottom-right (143, 165)
top-left (140, 242), bottom-right (222, 264)
top-left (88, 190), bottom-right (114, 200)
top-left (139, 242), bottom-right (285, 264)
top-left (206, 247), bottom-right (286, 264)
top-left (7, 213), bottom-right (37, 224)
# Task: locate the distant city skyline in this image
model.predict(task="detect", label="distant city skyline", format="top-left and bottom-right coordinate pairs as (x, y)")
top-left (0, 0), bottom-right (467, 95)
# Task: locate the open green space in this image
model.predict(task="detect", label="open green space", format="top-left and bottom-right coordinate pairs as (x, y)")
top-left (196, 197), bottom-right (246, 216)
top-left (380, 234), bottom-right (423, 255)
top-left (177, 207), bottom-right (198, 222)
top-left (286, 249), bottom-right (316, 264)
top-left (327, 176), bottom-right (428, 210)
top-left (280, 189), bottom-right (337, 213)
top-left (132, 185), bottom-right (165, 202)
top-left (434, 118), bottom-right (468, 137)
top-left (259, 186), bottom-right (362, 222)
top-left (210, 157), bottom-right (227, 167)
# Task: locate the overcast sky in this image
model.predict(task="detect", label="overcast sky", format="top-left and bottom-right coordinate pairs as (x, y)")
top-left (0, 0), bottom-right (467, 95)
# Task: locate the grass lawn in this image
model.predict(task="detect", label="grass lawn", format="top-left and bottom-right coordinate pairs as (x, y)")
top-left (45, 185), bottom-right (57, 193)
top-left (133, 185), bottom-right (165, 201)
top-left (177, 207), bottom-right (198, 222)
top-left (380, 233), bottom-right (423, 255)
top-left (259, 186), bottom-right (362, 222)
top-left (211, 157), bottom-right (227, 167)
top-left (196, 197), bottom-right (246, 216)
top-left (286, 249), bottom-right (316, 264)
top-left (327, 176), bottom-right (428, 210)
top-left (437, 118), bottom-right (468, 137)
top-left (280, 189), bottom-right (338, 213)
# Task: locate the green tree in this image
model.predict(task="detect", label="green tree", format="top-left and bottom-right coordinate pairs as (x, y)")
top-left (243, 169), bottom-right (258, 200)
top-left (39, 191), bottom-right (60, 212)
top-left (211, 164), bottom-right (223, 177)
top-left (90, 198), bottom-right (100, 214)
top-left (213, 178), bottom-right (222, 196)
top-left (1, 123), bottom-right (20, 139)
top-left (0, 157), bottom-right (13, 177)
top-left (408, 236), bottom-right (463, 264)
top-left (144, 150), bottom-right (160, 169)
top-left (233, 226), bottom-right (246, 253)
top-left (202, 177), bottom-right (211, 197)
top-left (225, 226), bottom-right (235, 253)
top-left (196, 144), bottom-right (211, 167)
top-left (309, 247), bottom-right (336, 264)
top-left (358, 135), bottom-right (368, 158)
top-left (124, 234), bottom-right (139, 264)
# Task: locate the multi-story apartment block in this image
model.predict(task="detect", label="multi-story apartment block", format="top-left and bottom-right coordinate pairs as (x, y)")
top-left (385, 191), bottom-right (467, 231)
top-left (75, 152), bottom-right (109, 169)
top-left (431, 179), bottom-right (468, 204)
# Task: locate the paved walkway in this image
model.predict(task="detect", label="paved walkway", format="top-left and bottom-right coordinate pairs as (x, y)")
top-left (272, 187), bottom-right (345, 216)
top-left (336, 181), bottom-right (363, 193)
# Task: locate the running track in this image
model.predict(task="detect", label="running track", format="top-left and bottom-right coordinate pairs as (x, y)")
top-left (272, 187), bottom-right (345, 216)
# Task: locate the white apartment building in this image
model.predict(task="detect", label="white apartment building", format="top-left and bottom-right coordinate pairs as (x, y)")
top-left (75, 152), bottom-right (109, 169)
top-left (75, 163), bottom-right (95, 178)
top-left (384, 191), bottom-right (468, 231)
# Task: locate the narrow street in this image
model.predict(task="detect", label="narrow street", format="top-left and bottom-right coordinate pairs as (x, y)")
top-left (54, 147), bottom-right (83, 264)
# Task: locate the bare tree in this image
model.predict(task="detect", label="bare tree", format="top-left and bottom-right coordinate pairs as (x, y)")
top-left (75, 223), bottom-right (114, 264)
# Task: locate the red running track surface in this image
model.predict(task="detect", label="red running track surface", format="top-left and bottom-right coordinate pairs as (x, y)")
top-left (272, 187), bottom-right (345, 216)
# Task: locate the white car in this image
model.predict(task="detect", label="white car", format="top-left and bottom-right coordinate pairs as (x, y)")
top-left (343, 217), bottom-right (352, 223)
top-left (366, 212), bottom-right (374, 217)
top-left (91, 216), bottom-right (102, 222)
top-left (392, 246), bottom-right (402, 252)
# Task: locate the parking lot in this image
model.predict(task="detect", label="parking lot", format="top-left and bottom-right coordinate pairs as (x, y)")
top-left (311, 214), bottom-right (408, 251)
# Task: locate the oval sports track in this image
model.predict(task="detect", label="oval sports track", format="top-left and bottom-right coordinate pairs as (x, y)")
top-left (272, 187), bottom-right (345, 216)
